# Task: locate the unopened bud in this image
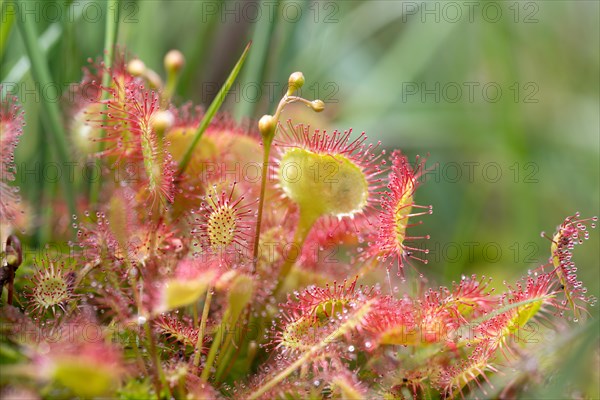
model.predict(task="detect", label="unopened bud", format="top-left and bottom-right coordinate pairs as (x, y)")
top-left (152, 110), bottom-right (175, 133)
top-left (247, 341), bottom-right (258, 361)
top-left (6, 254), bottom-right (19, 267)
top-left (127, 59), bottom-right (146, 77)
top-left (258, 114), bottom-right (275, 136)
top-left (310, 99), bottom-right (325, 112)
top-left (287, 71), bottom-right (305, 94)
top-left (6, 235), bottom-right (22, 270)
top-left (164, 50), bottom-right (185, 73)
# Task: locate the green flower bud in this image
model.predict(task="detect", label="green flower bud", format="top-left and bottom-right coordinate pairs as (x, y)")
top-left (127, 59), bottom-right (146, 77)
top-left (311, 99), bottom-right (325, 112)
top-left (258, 114), bottom-right (275, 136)
top-left (151, 110), bottom-right (175, 134)
top-left (164, 50), bottom-right (185, 73)
top-left (287, 71), bottom-right (305, 95)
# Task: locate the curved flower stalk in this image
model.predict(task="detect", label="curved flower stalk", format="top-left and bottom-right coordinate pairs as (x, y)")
top-left (251, 73), bottom-right (326, 274)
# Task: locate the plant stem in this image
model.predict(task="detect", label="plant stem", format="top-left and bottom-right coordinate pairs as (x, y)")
top-left (251, 94), bottom-right (304, 273)
top-left (250, 134), bottom-right (273, 273)
top-left (130, 333), bottom-right (149, 377)
top-left (200, 310), bottom-right (229, 382)
top-left (192, 302), bottom-right (199, 327)
top-left (271, 208), bottom-right (317, 296)
top-left (193, 286), bottom-right (213, 368)
top-left (201, 285), bottom-right (250, 382)
top-left (144, 322), bottom-right (162, 396)
top-left (90, 0), bottom-right (120, 207)
top-left (15, 3), bottom-right (76, 219)
top-left (0, 0), bottom-right (15, 61)
top-left (162, 69), bottom-right (179, 108)
top-left (213, 328), bottom-right (235, 376)
top-left (214, 307), bottom-right (250, 383)
top-left (245, 209), bottom-right (316, 371)
top-left (144, 320), bottom-right (167, 397)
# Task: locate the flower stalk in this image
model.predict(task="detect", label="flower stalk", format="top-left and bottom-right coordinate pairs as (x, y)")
top-left (193, 286), bottom-right (213, 368)
top-left (251, 72), bottom-right (325, 273)
top-left (15, 4), bottom-right (77, 218)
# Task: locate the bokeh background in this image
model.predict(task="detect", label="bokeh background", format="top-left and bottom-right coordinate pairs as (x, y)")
top-left (2, 1), bottom-right (599, 397)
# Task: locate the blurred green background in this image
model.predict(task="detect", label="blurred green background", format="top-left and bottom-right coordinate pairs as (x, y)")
top-left (1, 0), bottom-right (599, 396)
top-left (2, 0), bottom-right (597, 290)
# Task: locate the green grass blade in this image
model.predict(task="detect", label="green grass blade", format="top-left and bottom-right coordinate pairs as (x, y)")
top-left (0, 0), bottom-right (15, 62)
top-left (177, 42), bottom-right (252, 176)
top-left (15, 2), bottom-right (76, 219)
top-left (234, 1), bottom-right (279, 121)
top-left (1, 23), bottom-right (62, 98)
top-left (89, 0), bottom-right (120, 207)
top-left (178, 0), bottom-right (224, 99)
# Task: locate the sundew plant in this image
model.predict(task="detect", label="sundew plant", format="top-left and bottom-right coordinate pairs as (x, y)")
top-left (1, 1), bottom-right (599, 399)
